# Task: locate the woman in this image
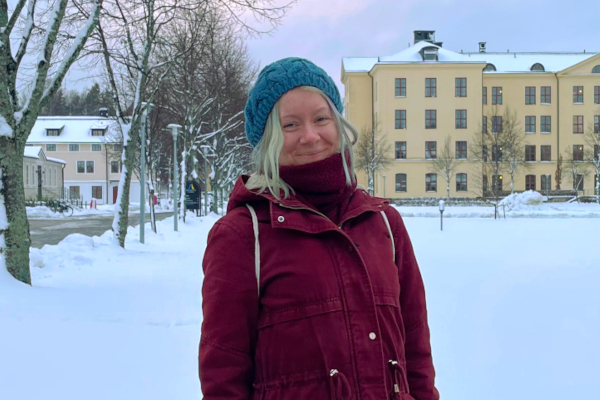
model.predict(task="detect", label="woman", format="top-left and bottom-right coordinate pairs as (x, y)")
top-left (199, 57), bottom-right (439, 400)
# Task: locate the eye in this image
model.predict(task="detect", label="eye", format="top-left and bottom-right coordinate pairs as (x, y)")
top-left (283, 122), bottom-right (295, 129)
top-left (316, 117), bottom-right (329, 123)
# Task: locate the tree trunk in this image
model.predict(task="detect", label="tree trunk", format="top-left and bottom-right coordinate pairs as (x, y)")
top-left (149, 187), bottom-right (156, 233)
top-left (115, 162), bottom-right (133, 248)
top-left (0, 135), bottom-right (32, 284)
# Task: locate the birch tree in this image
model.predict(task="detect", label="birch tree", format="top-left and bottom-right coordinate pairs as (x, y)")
top-left (501, 108), bottom-right (530, 194)
top-left (355, 120), bottom-right (392, 196)
top-left (429, 136), bottom-right (459, 198)
top-left (584, 112), bottom-right (600, 202)
top-left (0, 0), bottom-right (101, 283)
top-left (563, 145), bottom-right (589, 203)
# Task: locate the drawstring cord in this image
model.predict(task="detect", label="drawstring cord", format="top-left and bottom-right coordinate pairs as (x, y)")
top-left (330, 369), bottom-right (351, 400)
top-left (388, 360), bottom-right (403, 399)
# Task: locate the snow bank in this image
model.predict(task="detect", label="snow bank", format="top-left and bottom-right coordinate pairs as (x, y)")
top-left (498, 190), bottom-right (543, 211)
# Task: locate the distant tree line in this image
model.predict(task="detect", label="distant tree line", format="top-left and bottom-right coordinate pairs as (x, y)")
top-left (39, 83), bottom-right (116, 117)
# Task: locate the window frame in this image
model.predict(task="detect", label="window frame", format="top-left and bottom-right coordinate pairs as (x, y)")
top-left (573, 115), bottom-right (584, 134)
top-left (595, 115), bottom-right (600, 133)
top-left (92, 144), bottom-right (102, 152)
top-left (455, 141), bottom-right (467, 159)
top-left (541, 116), bottom-right (551, 133)
top-left (455, 78), bottom-right (467, 97)
top-left (482, 86), bottom-right (487, 105)
top-left (111, 160), bottom-right (120, 173)
top-left (492, 174), bottom-right (503, 192)
top-left (574, 174), bottom-right (584, 191)
top-left (395, 173), bottom-right (407, 192)
top-left (46, 144), bottom-right (56, 151)
top-left (455, 109), bottom-right (467, 129)
top-left (541, 175), bottom-right (552, 192)
top-left (425, 173), bottom-right (437, 192)
top-left (425, 110), bottom-right (437, 129)
top-left (91, 129), bottom-right (105, 137)
top-left (525, 116), bottom-right (536, 134)
top-left (69, 144), bottom-right (80, 152)
top-left (425, 141), bottom-right (437, 159)
top-left (425, 78), bottom-right (437, 97)
top-left (525, 145), bottom-right (536, 162)
top-left (482, 116), bottom-right (488, 134)
top-left (525, 175), bottom-right (536, 191)
top-left (492, 116), bottom-right (503, 133)
top-left (573, 145), bottom-right (584, 161)
top-left (573, 86), bottom-right (584, 104)
top-left (541, 86), bottom-right (551, 104)
top-left (456, 173), bottom-right (467, 192)
top-left (525, 86), bottom-right (536, 105)
top-left (395, 110), bottom-right (406, 129)
top-left (86, 160), bottom-right (95, 174)
top-left (541, 145), bottom-right (551, 161)
top-left (595, 86), bottom-right (600, 104)
top-left (46, 129), bottom-right (60, 136)
top-left (76, 161), bottom-right (85, 174)
top-left (92, 186), bottom-right (103, 199)
top-left (492, 87), bottom-right (503, 105)
top-left (395, 78), bottom-right (406, 97)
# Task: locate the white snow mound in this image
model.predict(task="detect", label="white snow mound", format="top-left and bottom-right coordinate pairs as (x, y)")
top-left (499, 191), bottom-right (544, 211)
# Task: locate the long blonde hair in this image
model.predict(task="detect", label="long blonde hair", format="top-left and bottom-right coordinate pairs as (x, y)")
top-left (251, 86), bottom-right (359, 200)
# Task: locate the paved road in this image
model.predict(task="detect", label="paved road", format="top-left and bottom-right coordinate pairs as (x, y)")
top-left (29, 212), bottom-right (174, 248)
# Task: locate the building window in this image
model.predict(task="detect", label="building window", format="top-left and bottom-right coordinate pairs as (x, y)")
top-left (482, 116), bottom-right (488, 134)
top-left (525, 145), bottom-right (536, 162)
top-left (69, 186), bottom-right (80, 198)
top-left (425, 110), bottom-right (437, 129)
top-left (574, 174), bottom-right (584, 191)
top-left (92, 186), bottom-right (103, 199)
top-left (594, 115), bottom-right (600, 133)
top-left (525, 175), bottom-right (536, 191)
top-left (91, 129), bottom-right (105, 136)
top-left (493, 175), bottom-right (503, 192)
top-left (482, 87), bottom-right (487, 105)
top-left (395, 141), bottom-right (406, 159)
top-left (46, 144), bottom-right (56, 151)
top-left (573, 86), bottom-right (583, 103)
top-left (541, 86), bottom-right (551, 104)
top-left (595, 86), bottom-right (600, 104)
top-left (492, 145), bottom-right (503, 161)
top-left (425, 78), bottom-right (436, 97)
top-left (86, 160), bottom-right (94, 173)
top-left (46, 129), bottom-right (60, 136)
top-left (77, 161), bottom-right (85, 173)
top-left (69, 144), bottom-right (80, 151)
top-left (455, 109), bottom-right (467, 128)
top-left (111, 160), bottom-right (120, 173)
top-left (573, 145), bottom-right (584, 161)
top-left (113, 143), bottom-right (123, 153)
top-left (92, 144), bottom-right (102, 151)
top-left (541, 116), bottom-right (551, 133)
top-left (593, 66), bottom-right (600, 73)
top-left (531, 63), bottom-right (545, 72)
top-left (395, 110), bottom-right (406, 129)
top-left (525, 87), bottom-right (536, 104)
top-left (482, 145), bottom-right (488, 162)
top-left (492, 116), bottom-right (503, 133)
top-left (395, 174), bottom-right (407, 192)
top-left (525, 116), bottom-right (536, 134)
top-left (455, 78), bottom-right (466, 97)
top-left (541, 145), bottom-right (551, 161)
top-left (425, 141), bottom-right (437, 159)
top-left (484, 63), bottom-right (496, 72)
top-left (456, 173), bottom-right (467, 191)
top-left (395, 78), bottom-right (406, 97)
top-left (425, 173), bottom-right (437, 192)
top-left (492, 87), bottom-right (502, 105)
top-left (541, 175), bottom-right (552, 192)
top-left (573, 115), bottom-right (584, 133)
top-left (456, 141), bottom-right (467, 159)
top-left (594, 145), bottom-right (599, 161)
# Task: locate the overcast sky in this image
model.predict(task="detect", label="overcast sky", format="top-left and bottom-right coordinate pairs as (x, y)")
top-left (60, 0), bottom-right (600, 95)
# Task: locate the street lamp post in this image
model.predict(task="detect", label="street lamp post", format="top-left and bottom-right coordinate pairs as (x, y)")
top-left (382, 174), bottom-right (386, 198)
top-left (167, 124), bottom-right (182, 231)
top-left (139, 102), bottom-right (153, 244)
top-left (201, 145), bottom-right (210, 216)
top-left (439, 200), bottom-right (445, 231)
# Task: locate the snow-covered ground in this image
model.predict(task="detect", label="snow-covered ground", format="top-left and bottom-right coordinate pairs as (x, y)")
top-left (26, 202), bottom-right (174, 219)
top-left (1, 211), bottom-right (599, 400)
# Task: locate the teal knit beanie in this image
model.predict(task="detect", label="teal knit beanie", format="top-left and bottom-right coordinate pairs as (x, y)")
top-left (244, 57), bottom-right (343, 148)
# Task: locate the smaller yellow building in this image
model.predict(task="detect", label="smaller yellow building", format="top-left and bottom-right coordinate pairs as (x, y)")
top-left (342, 31), bottom-right (600, 198)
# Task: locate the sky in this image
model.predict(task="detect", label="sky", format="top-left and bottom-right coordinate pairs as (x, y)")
top-left (50, 0), bottom-right (600, 95)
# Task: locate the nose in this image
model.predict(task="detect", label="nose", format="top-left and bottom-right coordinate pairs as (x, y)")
top-left (298, 124), bottom-right (320, 144)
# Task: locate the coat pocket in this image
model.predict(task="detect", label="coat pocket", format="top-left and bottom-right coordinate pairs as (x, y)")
top-left (257, 297), bottom-right (343, 328)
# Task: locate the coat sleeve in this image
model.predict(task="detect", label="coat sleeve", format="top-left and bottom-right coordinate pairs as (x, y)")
top-left (388, 208), bottom-right (440, 400)
top-left (199, 220), bottom-right (259, 400)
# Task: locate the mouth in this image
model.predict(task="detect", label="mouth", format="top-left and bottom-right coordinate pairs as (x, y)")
top-left (300, 150), bottom-right (325, 157)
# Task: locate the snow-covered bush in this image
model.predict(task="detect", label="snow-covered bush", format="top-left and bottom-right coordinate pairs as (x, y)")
top-left (499, 191), bottom-right (543, 211)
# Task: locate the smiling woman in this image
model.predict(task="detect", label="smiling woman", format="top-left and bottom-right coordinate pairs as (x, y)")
top-left (200, 57), bottom-right (440, 400)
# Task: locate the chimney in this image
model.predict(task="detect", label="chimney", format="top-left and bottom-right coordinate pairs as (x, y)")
top-left (99, 107), bottom-right (108, 117)
top-left (479, 42), bottom-right (486, 53)
top-left (414, 30), bottom-right (436, 45)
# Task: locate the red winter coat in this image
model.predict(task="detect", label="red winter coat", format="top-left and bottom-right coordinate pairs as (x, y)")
top-left (200, 175), bottom-right (439, 400)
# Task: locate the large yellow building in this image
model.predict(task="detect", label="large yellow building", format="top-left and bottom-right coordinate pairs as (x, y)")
top-left (342, 31), bottom-right (600, 198)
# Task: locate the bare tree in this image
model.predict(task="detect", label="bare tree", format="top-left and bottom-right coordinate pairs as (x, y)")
top-left (355, 120), bottom-right (392, 195)
top-left (583, 110), bottom-right (600, 202)
top-left (563, 145), bottom-right (590, 202)
top-left (429, 136), bottom-right (460, 198)
top-left (0, 0), bottom-right (101, 283)
top-left (501, 108), bottom-right (530, 194)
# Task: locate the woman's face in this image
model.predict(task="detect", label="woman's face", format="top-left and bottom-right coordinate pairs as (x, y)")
top-left (278, 88), bottom-right (339, 167)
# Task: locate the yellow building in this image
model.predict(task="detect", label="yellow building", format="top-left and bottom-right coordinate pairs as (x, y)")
top-left (342, 31), bottom-right (600, 198)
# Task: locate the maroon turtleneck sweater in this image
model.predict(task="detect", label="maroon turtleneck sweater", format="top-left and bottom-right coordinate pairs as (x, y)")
top-left (278, 152), bottom-right (357, 225)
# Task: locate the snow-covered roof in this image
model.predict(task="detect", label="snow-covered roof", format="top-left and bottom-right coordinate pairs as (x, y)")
top-left (23, 146), bottom-right (66, 164)
top-left (343, 41), bottom-right (598, 74)
top-left (27, 116), bottom-right (119, 144)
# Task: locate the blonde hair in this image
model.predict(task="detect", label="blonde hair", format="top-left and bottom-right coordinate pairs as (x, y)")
top-left (251, 86), bottom-right (359, 200)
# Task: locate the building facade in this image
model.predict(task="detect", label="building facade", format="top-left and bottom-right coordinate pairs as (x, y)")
top-left (26, 116), bottom-right (141, 205)
top-left (342, 31), bottom-right (600, 198)
top-left (23, 146), bottom-right (66, 200)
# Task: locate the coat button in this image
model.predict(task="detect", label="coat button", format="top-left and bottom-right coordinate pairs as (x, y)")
top-left (277, 216), bottom-right (284, 223)
top-left (369, 332), bottom-right (376, 340)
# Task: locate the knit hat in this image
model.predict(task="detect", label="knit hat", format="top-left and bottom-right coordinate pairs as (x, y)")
top-left (244, 57), bottom-right (344, 148)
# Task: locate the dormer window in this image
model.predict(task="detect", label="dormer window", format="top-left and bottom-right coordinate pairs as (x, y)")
top-left (420, 46), bottom-right (439, 61)
top-left (46, 129), bottom-right (60, 136)
top-left (592, 65), bottom-right (600, 73)
top-left (483, 64), bottom-right (497, 72)
top-left (531, 63), bottom-right (545, 72)
top-left (91, 129), bottom-right (105, 136)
